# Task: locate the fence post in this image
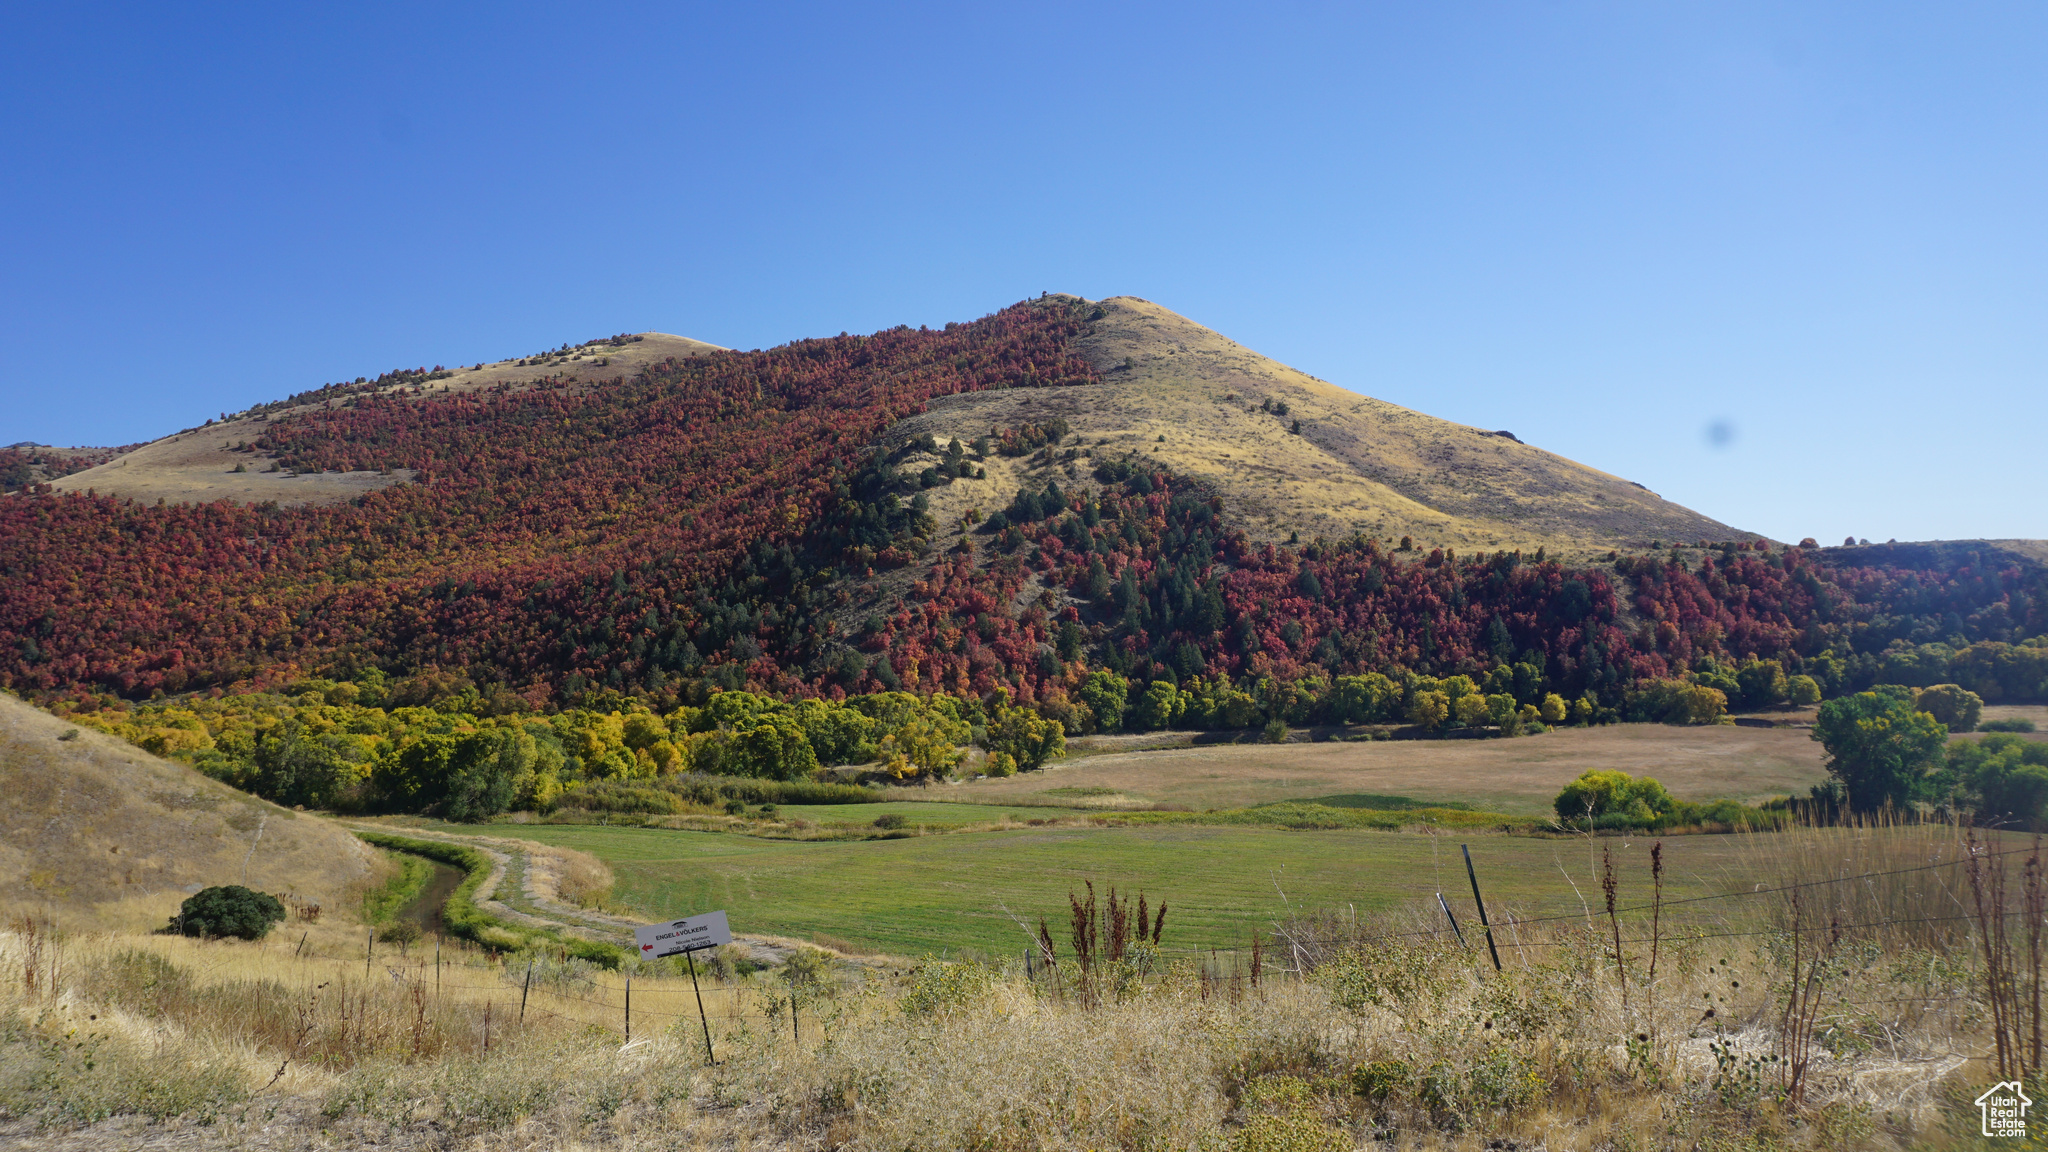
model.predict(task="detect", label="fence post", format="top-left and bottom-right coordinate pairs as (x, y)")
top-left (686, 950), bottom-right (715, 1065)
top-left (435, 939), bottom-right (442, 997)
top-left (1461, 844), bottom-right (1504, 972)
top-left (519, 958), bottom-right (533, 1024)
top-left (625, 973), bottom-right (632, 1042)
top-left (365, 928), bottom-right (373, 977)
top-left (1436, 892), bottom-right (1469, 948)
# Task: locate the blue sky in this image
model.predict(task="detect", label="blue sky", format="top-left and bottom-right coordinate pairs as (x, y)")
top-left (3, 2), bottom-right (2042, 543)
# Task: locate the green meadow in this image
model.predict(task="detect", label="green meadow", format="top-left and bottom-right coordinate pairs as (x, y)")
top-left (451, 819), bottom-right (1783, 957)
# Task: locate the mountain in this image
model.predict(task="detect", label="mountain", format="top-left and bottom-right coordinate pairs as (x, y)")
top-left (891, 296), bottom-right (1745, 562)
top-left (0, 296), bottom-right (2041, 711)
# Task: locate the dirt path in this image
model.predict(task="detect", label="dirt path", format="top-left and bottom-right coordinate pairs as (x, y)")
top-left (343, 822), bottom-right (826, 967)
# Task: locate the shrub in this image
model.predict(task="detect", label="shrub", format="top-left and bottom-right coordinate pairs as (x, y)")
top-left (1914, 683), bottom-right (1983, 732)
top-left (1788, 674), bottom-right (1823, 706)
top-left (1983, 718), bottom-right (2038, 733)
top-left (1350, 1059), bottom-right (1410, 1103)
top-left (902, 957), bottom-right (996, 1016)
top-left (1948, 733), bottom-right (2048, 827)
top-left (872, 812), bottom-right (909, 829)
top-left (1553, 769), bottom-right (1675, 825)
top-left (172, 885), bottom-right (285, 940)
top-left (376, 920), bottom-right (423, 946)
top-left (1624, 679), bottom-right (1727, 725)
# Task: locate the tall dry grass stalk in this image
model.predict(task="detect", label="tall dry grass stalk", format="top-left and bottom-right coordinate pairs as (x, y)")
top-left (1964, 830), bottom-right (2047, 1083)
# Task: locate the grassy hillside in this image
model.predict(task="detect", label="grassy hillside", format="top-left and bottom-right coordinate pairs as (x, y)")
top-left (43, 332), bottom-right (724, 508)
top-left (0, 692), bottom-right (381, 933)
top-left (895, 296), bottom-right (1747, 560)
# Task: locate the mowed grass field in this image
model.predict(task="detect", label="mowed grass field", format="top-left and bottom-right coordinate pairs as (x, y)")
top-left (940, 721), bottom-right (1830, 815)
top-left (455, 819), bottom-right (1797, 957)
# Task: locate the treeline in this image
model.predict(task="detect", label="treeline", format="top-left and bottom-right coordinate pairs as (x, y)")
top-left (0, 445), bottom-right (129, 494)
top-left (855, 459), bottom-right (2047, 735)
top-left (1808, 685), bottom-right (2048, 827)
top-left (59, 680), bottom-right (1061, 821)
top-left (236, 365), bottom-right (459, 422)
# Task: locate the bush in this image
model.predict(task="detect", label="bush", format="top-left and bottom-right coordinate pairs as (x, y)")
top-left (555, 773), bottom-right (877, 815)
top-left (1983, 718), bottom-right (2038, 733)
top-left (1261, 718), bottom-right (1289, 744)
top-left (1948, 733), bottom-right (2048, 827)
top-left (873, 813), bottom-right (909, 829)
top-left (1625, 679), bottom-right (1727, 725)
top-left (1553, 770), bottom-right (1674, 825)
top-left (172, 885), bottom-right (285, 940)
top-left (1788, 674), bottom-right (1823, 707)
top-left (1914, 684), bottom-right (1983, 732)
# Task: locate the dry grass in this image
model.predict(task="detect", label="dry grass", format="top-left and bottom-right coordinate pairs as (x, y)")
top-left (890, 295), bottom-right (1749, 558)
top-left (0, 693), bottom-right (383, 935)
top-left (522, 842), bottom-right (616, 910)
top-left (0, 821), bottom-right (2017, 1150)
top-left (951, 721), bottom-right (1828, 815)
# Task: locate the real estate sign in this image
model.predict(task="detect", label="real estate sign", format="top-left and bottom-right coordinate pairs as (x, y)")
top-left (634, 910), bottom-right (733, 959)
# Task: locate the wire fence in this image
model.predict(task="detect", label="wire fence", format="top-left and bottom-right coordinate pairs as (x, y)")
top-left (103, 832), bottom-right (2031, 1042)
top-left (270, 873), bottom-right (2024, 1035)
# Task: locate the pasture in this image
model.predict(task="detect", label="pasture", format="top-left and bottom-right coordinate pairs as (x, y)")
top-left (940, 721), bottom-right (1829, 815)
top-left (431, 721), bottom-right (1842, 957)
top-left (449, 818), bottom-right (1811, 957)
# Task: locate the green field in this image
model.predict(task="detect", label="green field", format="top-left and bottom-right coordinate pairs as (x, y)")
top-left (447, 819), bottom-right (1789, 957)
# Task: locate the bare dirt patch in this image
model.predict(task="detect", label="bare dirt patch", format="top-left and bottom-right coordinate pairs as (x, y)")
top-left (948, 722), bottom-right (1828, 815)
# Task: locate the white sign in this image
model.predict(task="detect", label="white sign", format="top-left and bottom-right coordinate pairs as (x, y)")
top-left (1977, 1080), bottom-right (2032, 1138)
top-left (635, 911), bottom-right (733, 959)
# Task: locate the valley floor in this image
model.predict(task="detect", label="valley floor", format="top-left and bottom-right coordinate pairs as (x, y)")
top-left (955, 719), bottom-right (1831, 815)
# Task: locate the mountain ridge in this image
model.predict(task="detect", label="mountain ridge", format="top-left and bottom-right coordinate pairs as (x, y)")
top-left (0, 295), bottom-right (2039, 712)
top-left (880, 296), bottom-right (1749, 562)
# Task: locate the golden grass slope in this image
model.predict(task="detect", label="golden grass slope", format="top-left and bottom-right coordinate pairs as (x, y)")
top-left (893, 296), bottom-right (1750, 559)
top-left (0, 692), bottom-right (381, 933)
top-left (44, 331), bottom-right (723, 508)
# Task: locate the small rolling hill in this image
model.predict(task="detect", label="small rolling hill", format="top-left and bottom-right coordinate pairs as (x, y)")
top-left (0, 692), bottom-right (382, 932)
top-left (46, 331), bottom-right (724, 508)
top-left (881, 296), bottom-right (1748, 561)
